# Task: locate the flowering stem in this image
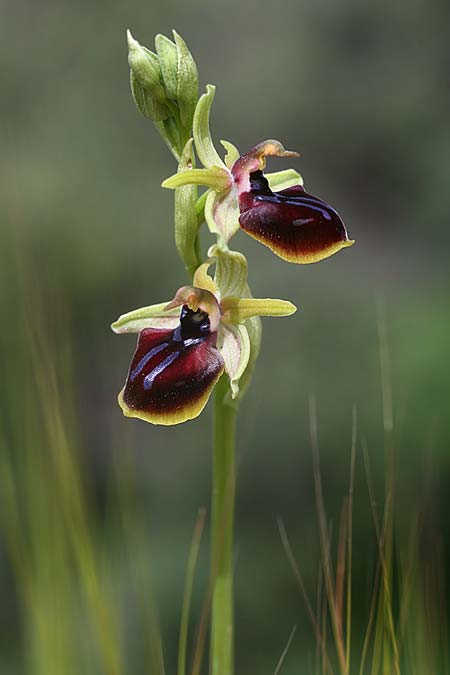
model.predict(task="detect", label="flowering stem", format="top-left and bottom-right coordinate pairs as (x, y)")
top-left (210, 374), bottom-right (237, 675)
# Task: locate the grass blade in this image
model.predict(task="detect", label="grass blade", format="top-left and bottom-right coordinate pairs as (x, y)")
top-left (178, 508), bottom-right (207, 675)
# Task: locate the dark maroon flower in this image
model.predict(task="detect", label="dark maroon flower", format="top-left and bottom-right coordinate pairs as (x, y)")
top-left (231, 141), bottom-right (354, 264)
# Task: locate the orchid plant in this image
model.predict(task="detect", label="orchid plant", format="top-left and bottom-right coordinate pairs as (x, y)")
top-left (113, 29), bottom-right (353, 675)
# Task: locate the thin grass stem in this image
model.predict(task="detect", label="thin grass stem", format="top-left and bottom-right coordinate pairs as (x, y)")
top-left (345, 407), bottom-right (357, 672)
top-left (178, 508), bottom-right (207, 675)
top-left (309, 396), bottom-right (348, 675)
top-left (273, 625), bottom-right (297, 675)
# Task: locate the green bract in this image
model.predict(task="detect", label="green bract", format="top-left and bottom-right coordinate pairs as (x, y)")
top-left (174, 139), bottom-right (200, 278)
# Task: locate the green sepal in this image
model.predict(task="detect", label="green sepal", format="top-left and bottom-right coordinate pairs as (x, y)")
top-left (127, 30), bottom-right (166, 104)
top-left (173, 31), bottom-right (199, 130)
top-left (209, 246), bottom-right (248, 299)
top-left (220, 140), bottom-right (240, 168)
top-left (193, 85), bottom-right (226, 169)
top-left (220, 297), bottom-right (297, 323)
top-left (162, 166), bottom-right (231, 192)
top-left (174, 139), bottom-right (200, 277)
top-left (111, 302), bottom-right (179, 334)
top-left (155, 34), bottom-right (178, 101)
top-left (266, 168), bottom-right (303, 191)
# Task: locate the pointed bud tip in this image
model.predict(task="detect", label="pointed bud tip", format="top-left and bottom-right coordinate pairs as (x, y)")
top-left (182, 137), bottom-right (194, 154)
top-left (285, 301), bottom-right (297, 315)
top-left (127, 29), bottom-right (137, 49)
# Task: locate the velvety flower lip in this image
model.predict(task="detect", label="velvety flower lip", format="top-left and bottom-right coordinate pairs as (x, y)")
top-left (119, 302), bottom-right (224, 426)
top-left (236, 169), bottom-right (354, 264)
top-left (231, 142), bottom-right (354, 264)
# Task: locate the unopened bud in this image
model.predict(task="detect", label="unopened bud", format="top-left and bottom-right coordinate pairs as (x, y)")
top-left (173, 31), bottom-right (199, 130)
top-left (155, 34), bottom-right (178, 102)
top-left (127, 30), bottom-right (166, 104)
top-left (130, 70), bottom-right (169, 122)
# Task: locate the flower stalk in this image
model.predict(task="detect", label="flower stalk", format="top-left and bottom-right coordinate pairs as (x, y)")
top-left (211, 375), bottom-right (237, 675)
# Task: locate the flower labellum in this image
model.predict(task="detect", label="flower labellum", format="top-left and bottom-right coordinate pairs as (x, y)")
top-left (231, 142), bottom-right (354, 264)
top-left (118, 291), bottom-right (224, 426)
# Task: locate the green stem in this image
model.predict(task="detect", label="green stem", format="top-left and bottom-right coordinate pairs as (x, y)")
top-left (210, 375), bottom-right (237, 675)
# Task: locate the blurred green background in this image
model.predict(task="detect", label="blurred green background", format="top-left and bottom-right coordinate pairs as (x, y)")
top-left (1, 0), bottom-right (450, 672)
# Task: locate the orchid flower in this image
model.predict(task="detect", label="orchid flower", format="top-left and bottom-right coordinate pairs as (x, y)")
top-left (112, 250), bottom-right (295, 425)
top-left (162, 85), bottom-right (354, 263)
